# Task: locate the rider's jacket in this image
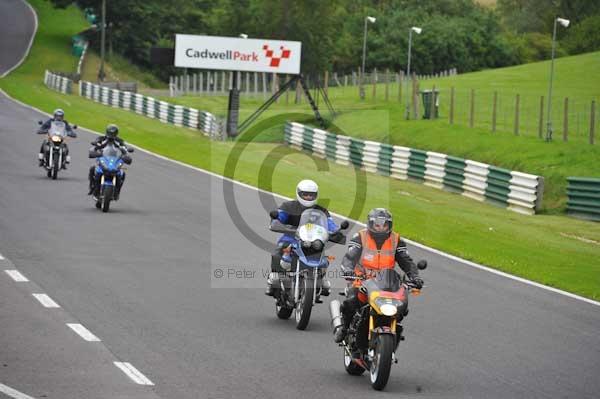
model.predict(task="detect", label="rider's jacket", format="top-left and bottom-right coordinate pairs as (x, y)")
top-left (39, 118), bottom-right (75, 136)
top-left (274, 200), bottom-right (338, 246)
top-left (341, 228), bottom-right (419, 280)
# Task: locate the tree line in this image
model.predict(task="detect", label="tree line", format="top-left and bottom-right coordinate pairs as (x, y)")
top-left (50, 0), bottom-right (600, 81)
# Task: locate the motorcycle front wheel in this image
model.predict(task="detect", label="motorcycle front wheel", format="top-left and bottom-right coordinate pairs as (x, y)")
top-left (102, 186), bottom-right (113, 213)
top-left (52, 155), bottom-right (59, 180)
top-left (295, 276), bottom-right (314, 330)
top-left (370, 334), bottom-right (394, 391)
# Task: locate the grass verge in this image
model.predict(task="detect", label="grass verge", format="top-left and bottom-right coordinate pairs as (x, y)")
top-left (1, 0), bottom-right (599, 300)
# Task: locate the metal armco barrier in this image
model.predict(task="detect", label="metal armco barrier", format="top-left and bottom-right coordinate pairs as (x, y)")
top-left (567, 177), bottom-right (600, 222)
top-left (44, 70), bottom-right (73, 94)
top-left (285, 122), bottom-right (544, 215)
top-left (79, 81), bottom-right (221, 136)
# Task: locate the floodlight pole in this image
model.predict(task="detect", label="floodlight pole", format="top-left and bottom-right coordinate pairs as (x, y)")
top-left (360, 17), bottom-right (375, 100)
top-left (546, 17), bottom-right (569, 141)
top-left (98, 0), bottom-right (106, 81)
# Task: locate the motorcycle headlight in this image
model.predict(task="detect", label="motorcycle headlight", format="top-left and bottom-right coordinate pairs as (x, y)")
top-left (374, 297), bottom-right (402, 316)
top-left (312, 240), bottom-right (324, 251)
top-left (51, 135), bottom-right (62, 143)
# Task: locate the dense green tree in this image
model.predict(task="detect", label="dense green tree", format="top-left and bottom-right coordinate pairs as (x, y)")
top-left (49, 0), bottom-right (600, 81)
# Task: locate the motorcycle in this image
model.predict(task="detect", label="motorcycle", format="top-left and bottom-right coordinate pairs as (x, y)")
top-left (330, 261), bottom-right (427, 391)
top-left (89, 142), bottom-right (133, 213)
top-left (269, 208), bottom-right (349, 330)
top-left (37, 120), bottom-right (77, 180)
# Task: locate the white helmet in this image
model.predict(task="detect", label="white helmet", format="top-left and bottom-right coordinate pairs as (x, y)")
top-left (296, 179), bottom-right (319, 207)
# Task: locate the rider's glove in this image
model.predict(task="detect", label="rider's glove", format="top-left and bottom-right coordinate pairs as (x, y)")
top-left (409, 277), bottom-right (424, 289)
top-left (341, 268), bottom-right (355, 278)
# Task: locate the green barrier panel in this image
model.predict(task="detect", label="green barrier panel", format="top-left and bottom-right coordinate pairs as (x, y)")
top-left (325, 132), bottom-right (337, 161)
top-left (485, 166), bottom-right (511, 206)
top-left (183, 108), bottom-right (191, 127)
top-left (348, 138), bottom-right (365, 168)
top-left (284, 123), bottom-right (293, 144)
top-left (567, 177), bottom-right (600, 221)
top-left (408, 149), bottom-right (426, 180)
top-left (142, 97), bottom-right (148, 115)
top-left (377, 143), bottom-right (393, 176)
top-left (153, 100), bottom-right (160, 119)
top-left (167, 104), bottom-right (175, 124)
top-left (118, 91), bottom-right (125, 108)
top-left (301, 126), bottom-right (314, 153)
top-left (443, 156), bottom-right (466, 193)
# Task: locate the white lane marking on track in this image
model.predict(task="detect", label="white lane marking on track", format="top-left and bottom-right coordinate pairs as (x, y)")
top-left (0, 0), bottom-right (38, 78)
top-left (1, 89), bottom-right (598, 308)
top-left (4, 269), bottom-right (29, 282)
top-left (0, 383), bottom-right (37, 399)
top-left (32, 293), bottom-right (60, 308)
top-left (113, 362), bottom-right (155, 386)
top-left (66, 323), bottom-right (101, 342)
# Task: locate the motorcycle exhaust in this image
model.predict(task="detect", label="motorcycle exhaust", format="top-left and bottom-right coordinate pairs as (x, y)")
top-left (329, 299), bottom-right (342, 330)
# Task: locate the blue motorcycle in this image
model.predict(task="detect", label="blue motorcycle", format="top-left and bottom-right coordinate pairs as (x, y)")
top-left (90, 142), bottom-right (133, 213)
top-left (270, 208), bottom-right (348, 330)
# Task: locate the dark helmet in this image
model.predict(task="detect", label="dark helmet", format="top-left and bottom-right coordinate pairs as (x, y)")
top-left (53, 108), bottom-right (65, 121)
top-left (105, 124), bottom-right (119, 139)
top-left (367, 208), bottom-right (393, 240)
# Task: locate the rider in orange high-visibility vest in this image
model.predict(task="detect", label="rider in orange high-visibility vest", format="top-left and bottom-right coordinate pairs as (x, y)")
top-left (333, 208), bottom-right (423, 344)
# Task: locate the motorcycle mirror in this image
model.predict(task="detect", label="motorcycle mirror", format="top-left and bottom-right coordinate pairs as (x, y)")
top-left (417, 260), bottom-right (428, 270)
top-left (269, 210), bottom-right (279, 219)
top-left (340, 221), bottom-right (350, 230)
top-left (127, 147), bottom-right (134, 153)
top-left (38, 120), bottom-right (43, 125)
top-left (73, 125), bottom-right (78, 129)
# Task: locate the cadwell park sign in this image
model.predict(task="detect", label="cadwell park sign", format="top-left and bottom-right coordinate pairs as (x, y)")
top-left (174, 34), bottom-right (302, 75)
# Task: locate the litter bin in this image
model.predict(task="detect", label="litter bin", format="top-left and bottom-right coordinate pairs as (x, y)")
top-left (71, 35), bottom-right (86, 56)
top-left (420, 89), bottom-right (440, 119)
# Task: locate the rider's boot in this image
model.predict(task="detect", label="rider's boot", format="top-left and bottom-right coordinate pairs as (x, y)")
top-left (62, 155), bottom-right (70, 170)
top-left (265, 272), bottom-right (279, 296)
top-left (333, 324), bottom-right (346, 343)
top-left (321, 279), bottom-right (331, 296)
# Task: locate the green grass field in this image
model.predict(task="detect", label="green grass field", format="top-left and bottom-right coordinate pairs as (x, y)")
top-left (161, 52), bottom-right (600, 212)
top-left (1, 0), bottom-right (600, 300)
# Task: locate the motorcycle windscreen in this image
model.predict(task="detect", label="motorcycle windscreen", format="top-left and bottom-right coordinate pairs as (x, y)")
top-left (368, 269), bottom-right (402, 292)
top-left (296, 209), bottom-right (329, 243)
top-left (49, 121), bottom-right (66, 137)
top-left (100, 145), bottom-right (122, 172)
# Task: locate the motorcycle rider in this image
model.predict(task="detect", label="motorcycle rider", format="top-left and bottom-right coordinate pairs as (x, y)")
top-left (333, 208), bottom-right (424, 344)
top-left (37, 109), bottom-right (76, 168)
top-left (265, 179), bottom-right (339, 297)
top-left (88, 124), bottom-right (131, 199)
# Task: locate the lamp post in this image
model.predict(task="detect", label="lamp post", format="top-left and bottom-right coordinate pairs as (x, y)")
top-left (360, 16), bottom-right (376, 100)
top-left (98, 0), bottom-right (106, 81)
top-left (546, 17), bottom-right (570, 141)
top-left (405, 26), bottom-right (422, 119)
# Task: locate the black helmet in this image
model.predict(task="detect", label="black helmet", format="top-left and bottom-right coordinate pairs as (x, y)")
top-left (106, 124), bottom-right (119, 139)
top-left (367, 208), bottom-right (393, 240)
top-left (53, 108), bottom-right (64, 121)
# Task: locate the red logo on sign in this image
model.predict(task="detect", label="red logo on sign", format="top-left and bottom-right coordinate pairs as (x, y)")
top-left (263, 45), bottom-right (291, 68)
